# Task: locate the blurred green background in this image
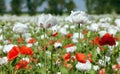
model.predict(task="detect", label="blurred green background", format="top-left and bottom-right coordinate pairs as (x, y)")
top-left (0, 0), bottom-right (120, 15)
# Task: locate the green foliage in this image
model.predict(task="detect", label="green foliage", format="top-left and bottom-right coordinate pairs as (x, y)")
top-left (26, 0), bottom-right (44, 15)
top-left (46, 0), bottom-right (76, 15)
top-left (11, 0), bottom-right (23, 15)
top-left (0, 0), bottom-right (6, 15)
top-left (86, 0), bottom-right (120, 14)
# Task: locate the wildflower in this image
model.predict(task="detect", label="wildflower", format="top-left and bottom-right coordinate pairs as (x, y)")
top-left (3, 44), bottom-right (16, 53)
top-left (63, 53), bottom-right (71, 62)
top-left (37, 14), bottom-right (57, 28)
top-left (0, 57), bottom-right (8, 65)
top-left (20, 45), bottom-right (34, 55)
top-left (66, 33), bottom-right (72, 38)
top-left (93, 65), bottom-right (100, 71)
top-left (65, 11), bottom-right (89, 24)
top-left (76, 53), bottom-right (86, 63)
top-left (52, 32), bottom-right (58, 37)
top-left (18, 38), bottom-right (24, 43)
top-left (28, 38), bottom-right (37, 44)
top-left (99, 33), bottom-right (116, 46)
top-left (112, 64), bottom-right (120, 71)
top-left (75, 60), bottom-right (91, 71)
top-left (54, 40), bottom-right (62, 48)
top-left (88, 53), bottom-right (93, 62)
top-left (99, 68), bottom-right (105, 74)
top-left (13, 22), bottom-right (29, 34)
top-left (7, 46), bottom-right (19, 61)
top-left (64, 44), bottom-right (76, 53)
top-left (15, 60), bottom-right (28, 69)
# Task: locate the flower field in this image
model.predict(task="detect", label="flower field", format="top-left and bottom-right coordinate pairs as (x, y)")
top-left (0, 11), bottom-right (120, 74)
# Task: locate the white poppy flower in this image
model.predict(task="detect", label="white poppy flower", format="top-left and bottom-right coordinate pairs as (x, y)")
top-left (115, 19), bottom-right (120, 28)
top-left (99, 17), bottom-right (111, 23)
top-left (117, 56), bottom-right (120, 64)
top-left (87, 23), bottom-right (99, 31)
top-left (37, 14), bottom-right (57, 28)
top-left (59, 28), bottom-right (69, 35)
top-left (13, 22), bottom-right (29, 34)
top-left (22, 57), bottom-right (30, 62)
top-left (75, 60), bottom-right (92, 71)
top-left (98, 31), bottom-right (107, 37)
top-left (98, 60), bottom-right (106, 67)
top-left (36, 63), bottom-right (44, 67)
top-left (65, 11), bottom-right (89, 24)
top-left (0, 57), bottom-right (8, 65)
top-left (70, 25), bottom-right (76, 29)
top-left (26, 43), bottom-right (33, 47)
top-left (66, 46), bottom-right (77, 53)
top-left (54, 42), bottom-right (62, 48)
top-left (40, 34), bottom-right (48, 39)
top-left (0, 35), bottom-right (3, 41)
top-left (96, 47), bottom-right (100, 54)
top-left (3, 44), bottom-right (16, 53)
top-left (22, 33), bottom-right (31, 38)
top-left (72, 32), bottom-right (84, 39)
top-left (72, 38), bottom-right (78, 43)
top-left (107, 27), bottom-right (117, 35)
top-left (93, 65), bottom-right (100, 71)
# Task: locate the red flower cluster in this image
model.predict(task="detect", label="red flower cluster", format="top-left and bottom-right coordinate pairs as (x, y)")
top-left (7, 45), bottom-right (34, 61)
top-left (76, 53), bottom-right (86, 63)
top-left (15, 60), bottom-right (28, 69)
top-left (63, 53), bottom-right (71, 62)
top-left (99, 33), bottom-right (116, 46)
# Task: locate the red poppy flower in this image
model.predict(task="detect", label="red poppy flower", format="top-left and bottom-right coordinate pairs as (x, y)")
top-left (7, 46), bottom-right (19, 61)
top-left (64, 44), bottom-right (74, 48)
top-left (99, 33), bottom-right (116, 46)
top-left (18, 38), bottom-right (24, 43)
top-left (28, 38), bottom-right (37, 43)
top-left (63, 53), bottom-right (71, 62)
top-left (66, 33), bottom-right (72, 38)
top-left (112, 64), bottom-right (120, 71)
top-left (88, 53), bottom-right (93, 62)
top-left (30, 57), bottom-right (38, 63)
top-left (90, 36), bottom-right (100, 45)
top-left (20, 46), bottom-right (34, 55)
top-left (99, 68), bottom-right (106, 74)
top-left (15, 60), bottom-right (28, 69)
top-left (76, 53), bottom-right (86, 63)
top-left (49, 40), bottom-right (54, 45)
top-left (82, 29), bottom-right (88, 35)
top-left (52, 32), bottom-right (58, 37)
